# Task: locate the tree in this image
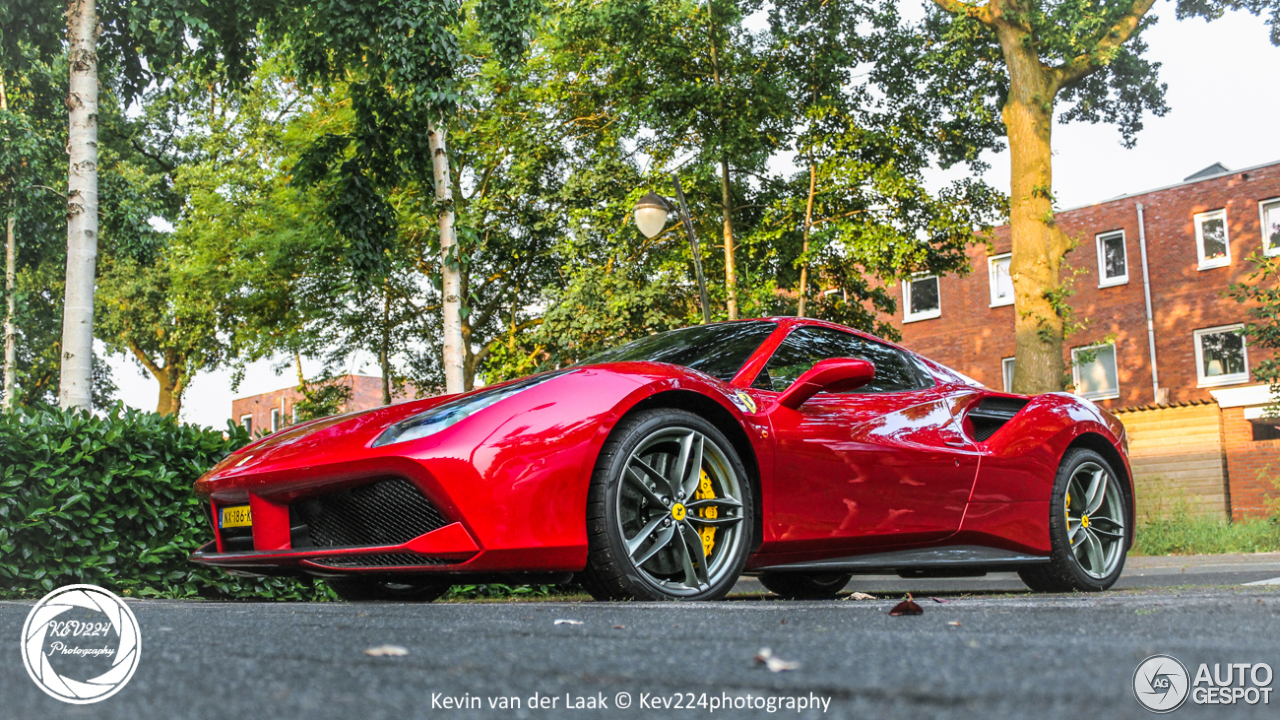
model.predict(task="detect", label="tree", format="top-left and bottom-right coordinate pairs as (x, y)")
top-left (927, 0), bottom-right (1280, 394)
top-left (1227, 254), bottom-right (1280, 413)
top-left (556, 0), bottom-right (790, 321)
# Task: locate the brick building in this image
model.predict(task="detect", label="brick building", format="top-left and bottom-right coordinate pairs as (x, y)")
top-left (885, 160), bottom-right (1280, 519)
top-left (230, 374), bottom-right (416, 436)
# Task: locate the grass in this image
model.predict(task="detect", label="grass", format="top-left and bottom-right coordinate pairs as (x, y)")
top-left (1131, 513), bottom-right (1280, 556)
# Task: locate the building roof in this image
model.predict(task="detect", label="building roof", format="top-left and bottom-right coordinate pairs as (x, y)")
top-left (1183, 162), bottom-right (1232, 182)
top-left (1055, 158), bottom-right (1280, 214)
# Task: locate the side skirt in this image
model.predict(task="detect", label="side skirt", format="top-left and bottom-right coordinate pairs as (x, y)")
top-left (751, 545), bottom-right (1050, 576)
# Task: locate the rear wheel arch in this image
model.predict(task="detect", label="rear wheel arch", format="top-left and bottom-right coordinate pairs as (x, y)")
top-left (1065, 432), bottom-right (1134, 548)
top-left (622, 390), bottom-right (765, 552)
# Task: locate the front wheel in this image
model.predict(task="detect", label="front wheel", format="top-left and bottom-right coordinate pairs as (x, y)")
top-left (758, 572), bottom-right (852, 600)
top-left (1019, 448), bottom-right (1129, 593)
top-left (579, 409), bottom-right (754, 601)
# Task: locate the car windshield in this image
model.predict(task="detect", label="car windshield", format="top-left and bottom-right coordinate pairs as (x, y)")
top-left (580, 321), bottom-right (778, 382)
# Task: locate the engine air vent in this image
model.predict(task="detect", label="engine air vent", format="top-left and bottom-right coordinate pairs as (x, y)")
top-left (310, 554), bottom-right (449, 568)
top-left (966, 397), bottom-right (1030, 442)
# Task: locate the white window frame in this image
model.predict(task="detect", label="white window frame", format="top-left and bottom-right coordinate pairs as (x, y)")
top-left (902, 275), bottom-right (941, 323)
top-left (1194, 208), bottom-right (1231, 270)
top-left (1194, 324), bottom-right (1250, 388)
top-left (1095, 230), bottom-right (1129, 287)
top-left (292, 406), bottom-right (298, 424)
top-left (1001, 357), bottom-right (1016, 393)
top-left (988, 254), bottom-right (1014, 307)
top-left (1260, 198), bottom-right (1280, 257)
top-left (239, 414), bottom-right (253, 433)
top-left (270, 408), bottom-right (281, 433)
top-left (1070, 343), bottom-right (1120, 401)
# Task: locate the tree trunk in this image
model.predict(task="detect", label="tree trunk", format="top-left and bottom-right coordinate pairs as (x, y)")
top-left (797, 158), bottom-right (817, 318)
top-left (59, 0), bottom-right (100, 411)
top-left (155, 369), bottom-right (181, 416)
top-left (2, 73), bottom-right (16, 410)
top-left (379, 280), bottom-right (392, 405)
top-left (719, 158), bottom-right (737, 321)
top-left (430, 122), bottom-right (465, 395)
top-left (998, 26), bottom-right (1070, 395)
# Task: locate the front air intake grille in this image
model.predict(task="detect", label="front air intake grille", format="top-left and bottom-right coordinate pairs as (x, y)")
top-left (310, 554), bottom-right (449, 568)
top-left (292, 478), bottom-right (448, 548)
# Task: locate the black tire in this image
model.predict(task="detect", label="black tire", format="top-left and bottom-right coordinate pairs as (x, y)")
top-left (1018, 448), bottom-right (1129, 593)
top-left (758, 572), bottom-right (853, 599)
top-left (327, 577), bottom-right (451, 602)
top-left (579, 408), bottom-right (754, 601)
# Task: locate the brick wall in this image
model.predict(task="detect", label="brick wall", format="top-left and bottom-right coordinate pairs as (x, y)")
top-left (230, 375), bottom-right (417, 435)
top-left (887, 161), bottom-right (1280, 412)
top-left (1222, 408), bottom-right (1280, 519)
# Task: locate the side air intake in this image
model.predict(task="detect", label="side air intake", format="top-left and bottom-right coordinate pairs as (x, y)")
top-left (965, 397), bottom-right (1030, 442)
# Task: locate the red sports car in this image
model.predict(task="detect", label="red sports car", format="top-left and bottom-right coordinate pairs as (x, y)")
top-left (192, 318), bottom-right (1133, 601)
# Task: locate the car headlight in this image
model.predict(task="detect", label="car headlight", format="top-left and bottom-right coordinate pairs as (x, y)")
top-left (372, 371), bottom-right (569, 448)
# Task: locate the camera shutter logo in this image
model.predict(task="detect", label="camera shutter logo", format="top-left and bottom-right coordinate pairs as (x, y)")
top-left (20, 584), bottom-right (142, 704)
top-left (1134, 654), bottom-right (1190, 713)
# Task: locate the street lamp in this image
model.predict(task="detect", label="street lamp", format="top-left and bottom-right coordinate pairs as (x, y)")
top-left (632, 176), bottom-right (712, 324)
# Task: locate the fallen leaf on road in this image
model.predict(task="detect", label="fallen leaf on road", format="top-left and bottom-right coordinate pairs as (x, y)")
top-left (845, 592), bottom-right (876, 601)
top-left (364, 645), bottom-right (409, 657)
top-left (931, 597), bottom-right (953, 604)
top-left (753, 648), bottom-right (800, 673)
top-left (554, 619), bottom-right (584, 626)
top-left (613, 625), bottom-right (626, 629)
top-left (947, 621), bottom-right (962, 627)
top-left (889, 593), bottom-right (923, 616)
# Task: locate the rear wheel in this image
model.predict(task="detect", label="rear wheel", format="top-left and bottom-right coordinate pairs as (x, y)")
top-left (1019, 448), bottom-right (1128, 593)
top-left (579, 409), bottom-right (753, 601)
top-left (327, 577), bottom-right (451, 602)
top-left (758, 572), bottom-right (852, 600)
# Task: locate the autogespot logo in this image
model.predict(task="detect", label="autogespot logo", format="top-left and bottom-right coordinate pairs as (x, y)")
top-left (1134, 654), bottom-right (1190, 713)
top-left (20, 584), bottom-right (141, 704)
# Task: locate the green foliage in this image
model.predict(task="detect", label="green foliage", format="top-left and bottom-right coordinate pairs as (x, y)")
top-left (294, 376), bottom-right (355, 422)
top-left (1227, 253), bottom-right (1280, 415)
top-left (0, 404), bottom-right (331, 600)
top-left (1132, 511), bottom-right (1280, 557)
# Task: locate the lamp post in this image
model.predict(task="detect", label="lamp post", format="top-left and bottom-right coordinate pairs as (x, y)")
top-left (633, 176), bottom-right (712, 324)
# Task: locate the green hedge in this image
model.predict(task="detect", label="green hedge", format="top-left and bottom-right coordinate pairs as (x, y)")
top-left (0, 404), bottom-right (332, 600)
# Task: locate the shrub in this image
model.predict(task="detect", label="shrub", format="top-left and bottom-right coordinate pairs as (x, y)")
top-left (0, 404), bottom-right (332, 600)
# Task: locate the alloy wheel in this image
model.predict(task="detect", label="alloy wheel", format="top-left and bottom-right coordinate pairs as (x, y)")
top-left (615, 427), bottom-right (746, 596)
top-left (1065, 461), bottom-right (1126, 579)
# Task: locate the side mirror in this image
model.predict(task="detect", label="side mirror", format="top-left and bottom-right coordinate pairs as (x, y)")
top-left (777, 358), bottom-right (875, 410)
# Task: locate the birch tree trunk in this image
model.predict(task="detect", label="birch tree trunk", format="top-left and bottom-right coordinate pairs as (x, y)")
top-left (796, 158), bottom-right (817, 318)
top-left (2, 73), bottom-right (17, 410)
top-left (60, 0), bottom-right (101, 411)
top-left (429, 122), bottom-right (465, 395)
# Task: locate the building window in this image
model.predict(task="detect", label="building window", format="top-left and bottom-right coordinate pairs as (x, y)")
top-left (240, 414), bottom-right (253, 433)
top-left (902, 275), bottom-right (941, 322)
top-left (988, 254), bottom-right (1013, 307)
top-left (1194, 209), bottom-right (1230, 269)
top-left (1071, 343), bottom-right (1119, 401)
top-left (1253, 422), bottom-right (1280, 442)
top-left (1001, 357), bottom-right (1016, 393)
top-left (1194, 324), bottom-right (1248, 387)
top-left (1261, 199), bottom-right (1280, 257)
top-left (1095, 230), bottom-right (1128, 286)
top-left (292, 406), bottom-right (298, 424)
top-left (270, 408), bottom-right (281, 433)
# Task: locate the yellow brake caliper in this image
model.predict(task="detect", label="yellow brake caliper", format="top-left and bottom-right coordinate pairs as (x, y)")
top-left (694, 468), bottom-right (717, 557)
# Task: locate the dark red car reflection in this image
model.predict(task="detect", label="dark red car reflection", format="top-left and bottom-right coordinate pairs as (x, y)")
top-left (192, 318), bottom-right (1133, 601)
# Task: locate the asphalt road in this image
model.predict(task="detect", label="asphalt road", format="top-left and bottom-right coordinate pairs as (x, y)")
top-left (3, 556), bottom-right (1279, 720)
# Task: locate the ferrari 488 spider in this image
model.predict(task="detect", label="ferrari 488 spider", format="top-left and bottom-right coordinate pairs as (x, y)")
top-left (192, 318), bottom-right (1133, 601)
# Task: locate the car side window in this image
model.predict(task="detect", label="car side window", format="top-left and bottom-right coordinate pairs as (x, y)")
top-left (755, 326), bottom-right (933, 394)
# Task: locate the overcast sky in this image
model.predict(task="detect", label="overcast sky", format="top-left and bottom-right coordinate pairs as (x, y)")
top-left (104, 2), bottom-right (1280, 429)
